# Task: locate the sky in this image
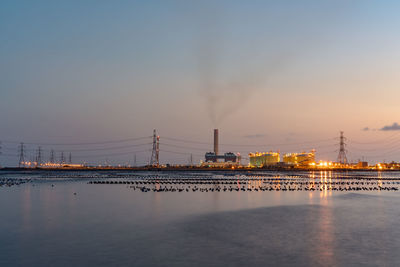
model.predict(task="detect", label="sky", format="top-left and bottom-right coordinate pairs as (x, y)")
top-left (1, 0), bottom-right (400, 166)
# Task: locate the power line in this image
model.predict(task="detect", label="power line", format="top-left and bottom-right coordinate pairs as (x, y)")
top-left (347, 137), bottom-right (400, 151)
top-left (347, 142), bottom-right (400, 152)
top-left (162, 137), bottom-right (211, 145)
top-left (0, 143), bottom-right (153, 161)
top-left (159, 142), bottom-right (209, 151)
top-left (346, 136), bottom-right (400, 159)
top-left (349, 145), bottom-right (400, 159)
top-left (159, 149), bottom-right (203, 157)
top-left (160, 141), bottom-right (335, 154)
top-left (220, 138), bottom-right (336, 147)
top-left (162, 136), bottom-right (336, 147)
top-left (1, 136), bottom-right (152, 146)
top-left (73, 149), bottom-right (151, 158)
top-left (348, 131), bottom-right (400, 145)
top-left (51, 142), bottom-right (153, 152)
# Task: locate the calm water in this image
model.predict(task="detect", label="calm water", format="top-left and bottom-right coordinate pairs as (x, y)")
top-left (1, 170), bottom-right (400, 266)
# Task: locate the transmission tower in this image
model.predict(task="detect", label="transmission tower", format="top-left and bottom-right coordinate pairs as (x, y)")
top-left (60, 151), bottom-right (65, 164)
top-left (149, 129), bottom-right (160, 167)
top-left (156, 135), bottom-right (160, 166)
top-left (0, 141), bottom-right (2, 167)
top-left (68, 152), bottom-right (72, 164)
top-left (134, 154), bottom-right (137, 167)
top-left (18, 142), bottom-right (25, 167)
top-left (189, 154), bottom-right (193, 166)
top-left (36, 146), bottom-right (42, 166)
top-left (50, 149), bottom-right (55, 163)
top-left (337, 131), bottom-right (348, 164)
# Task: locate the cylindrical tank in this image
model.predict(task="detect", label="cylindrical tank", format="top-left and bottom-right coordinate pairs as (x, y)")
top-left (214, 129), bottom-right (219, 155)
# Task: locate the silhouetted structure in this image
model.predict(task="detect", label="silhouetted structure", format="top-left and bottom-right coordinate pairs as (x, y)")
top-left (337, 131), bottom-right (348, 164)
top-left (214, 129), bottom-right (219, 155)
top-left (50, 149), bottom-right (55, 163)
top-left (150, 129), bottom-right (160, 167)
top-left (205, 129), bottom-right (239, 163)
top-left (36, 146), bottom-right (42, 166)
top-left (18, 142), bottom-right (25, 167)
top-left (60, 152), bottom-right (65, 164)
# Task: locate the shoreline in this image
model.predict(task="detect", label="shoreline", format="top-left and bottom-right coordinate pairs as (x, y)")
top-left (0, 167), bottom-right (398, 173)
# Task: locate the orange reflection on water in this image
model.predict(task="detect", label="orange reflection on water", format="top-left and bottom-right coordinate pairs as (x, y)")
top-left (151, 180), bottom-right (162, 222)
top-left (155, 180), bottom-right (160, 191)
top-left (274, 175), bottom-right (281, 190)
top-left (310, 172), bottom-right (315, 190)
top-left (314, 201), bottom-right (335, 266)
top-left (378, 172), bottom-right (383, 188)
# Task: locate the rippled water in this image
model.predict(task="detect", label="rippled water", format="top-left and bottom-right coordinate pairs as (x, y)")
top-left (1, 170), bottom-right (400, 266)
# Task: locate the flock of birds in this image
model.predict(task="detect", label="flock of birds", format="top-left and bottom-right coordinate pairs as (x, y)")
top-left (89, 176), bottom-right (400, 192)
top-left (0, 178), bottom-right (31, 187)
top-left (2, 172), bottom-right (400, 193)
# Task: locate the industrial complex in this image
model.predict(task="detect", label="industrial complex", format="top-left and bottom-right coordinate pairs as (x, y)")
top-left (201, 129), bottom-right (317, 168)
top-left (248, 150), bottom-right (316, 168)
top-left (3, 128), bottom-right (400, 171)
top-left (198, 129), bottom-right (399, 170)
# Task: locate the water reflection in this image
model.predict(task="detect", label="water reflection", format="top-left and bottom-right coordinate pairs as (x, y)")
top-left (2, 170), bottom-right (400, 266)
top-left (314, 200), bottom-right (335, 266)
top-left (378, 171), bottom-right (383, 188)
top-left (21, 186), bottom-right (32, 231)
top-left (151, 180), bottom-right (162, 222)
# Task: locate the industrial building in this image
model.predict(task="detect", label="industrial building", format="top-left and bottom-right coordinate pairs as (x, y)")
top-left (202, 129), bottom-right (240, 167)
top-left (283, 150), bottom-right (315, 166)
top-left (249, 152), bottom-right (280, 167)
top-left (205, 152), bottom-right (238, 163)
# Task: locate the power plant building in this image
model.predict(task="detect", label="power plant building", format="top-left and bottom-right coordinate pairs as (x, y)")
top-left (205, 152), bottom-right (238, 163)
top-left (203, 129), bottom-right (240, 167)
top-left (249, 152), bottom-right (280, 167)
top-left (283, 151), bottom-right (315, 166)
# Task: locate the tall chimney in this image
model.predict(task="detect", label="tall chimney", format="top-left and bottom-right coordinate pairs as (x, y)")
top-left (214, 129), bottom-right (219, 155)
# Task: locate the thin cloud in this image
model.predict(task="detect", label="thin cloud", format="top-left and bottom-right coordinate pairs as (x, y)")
top-left (380, 123), bottom-right (400, 131)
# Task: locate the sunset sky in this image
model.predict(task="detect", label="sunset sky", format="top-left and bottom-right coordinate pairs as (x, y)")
top-left (1, 0), bottom-right (400, 166)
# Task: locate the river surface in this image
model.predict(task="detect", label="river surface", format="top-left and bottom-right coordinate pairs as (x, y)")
top-left (1, 170), bottom-right (400, 266)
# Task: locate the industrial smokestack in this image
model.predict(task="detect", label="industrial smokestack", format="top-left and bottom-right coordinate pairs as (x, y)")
top-left (214, 129), bottom-right (219, 155)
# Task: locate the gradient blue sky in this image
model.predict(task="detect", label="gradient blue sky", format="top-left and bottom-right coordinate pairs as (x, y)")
top-left (2, 0), bottom-right (400, 166)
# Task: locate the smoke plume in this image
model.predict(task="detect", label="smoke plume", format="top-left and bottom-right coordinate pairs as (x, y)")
top-left (193, 4), bottom-right (287, 127)
top-left (191, 1), bottom-right (356, 127)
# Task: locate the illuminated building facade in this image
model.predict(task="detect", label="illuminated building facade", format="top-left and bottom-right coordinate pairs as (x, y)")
top-left (249, 152), bottom-right (280, 167)
top-left (283, 151), bottom-right (315, 166)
